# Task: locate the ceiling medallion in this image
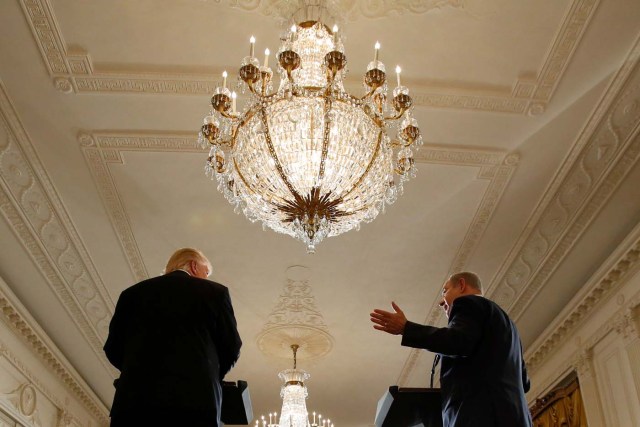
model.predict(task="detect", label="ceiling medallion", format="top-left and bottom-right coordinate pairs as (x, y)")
top-left (199, 10), bottom-right (422, 252)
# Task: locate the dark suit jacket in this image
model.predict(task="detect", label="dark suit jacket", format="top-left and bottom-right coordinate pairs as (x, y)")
top-left (402, 295), bottom-right (532, 427)
top-left (104, 270), bottom-right (242, 426)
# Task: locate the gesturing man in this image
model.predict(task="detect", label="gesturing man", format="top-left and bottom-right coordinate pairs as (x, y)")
top-left (370, 272), bottom-right (532, 427)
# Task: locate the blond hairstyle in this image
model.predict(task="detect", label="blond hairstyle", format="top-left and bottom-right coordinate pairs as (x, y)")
top-left (450, 271), bottom-right (483, 293)
top-left (164, 248), bottom-right (212, 274)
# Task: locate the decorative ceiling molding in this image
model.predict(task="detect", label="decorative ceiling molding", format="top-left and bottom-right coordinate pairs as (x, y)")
top-left (0, 82), bottom-right (115, 376)
top-left (222, 0), bottom-right (464, 22)
top-left (78, 133), bottom-right (204, 283)
top-left (18, 0), bottom-right (597, 115)
top-left (527, 280), bottom-right (640, 402)
top-left (525, 221), bottom-right (640, 376)
top-left (255, 266), bottom-right (334, 360)
top-left (0, 275), bottom-right (110, 425)
top-left (487, 35), bottom-right (640, 320)
top-left (79, 132), bottom-right (518, 289)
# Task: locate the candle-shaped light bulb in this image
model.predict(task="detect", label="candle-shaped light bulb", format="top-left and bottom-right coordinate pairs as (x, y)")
top-left (291, 24), bottom-right (297, 33)
top-left (332, 24), bottom-right (338, 44)
top-left (264, 48), bottom-right (270, 67)
top-left (395, 65), bottom-right (401, 87)
top-left (313, 412), bottom-right (317, 424)
top-left (222, 71), bottom-right (228, 89)
top-left (250, 36), bottom-right (256, 57)
top-left (231, 91), bottom-right (237, 113)
top-left (374, 41), bottom-right (380, 62)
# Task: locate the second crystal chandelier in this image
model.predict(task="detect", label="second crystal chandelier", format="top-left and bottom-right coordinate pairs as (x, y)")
top-left (199, 17), bottom-right (422, 252)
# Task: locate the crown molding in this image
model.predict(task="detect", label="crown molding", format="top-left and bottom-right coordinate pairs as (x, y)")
top-left (0, 274), bottom-right (109, 426)
top-left (224, 0), bottom-right (464, 22)
top-left (527, 282), bottom-right (640, 402)
top-left (18, 0), bottom-right (597, 115)
top-left (486, 35), bottom-right (640, 321)
top-left (0, 82), bottom-right (116, 377)
top-left (525, 220), bottom-right (640, 378)
top-left (78, 133), bottom-right (204, 282)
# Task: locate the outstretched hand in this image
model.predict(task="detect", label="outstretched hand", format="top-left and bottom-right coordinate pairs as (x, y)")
top-left (370, 302), bottom-right (407, 335)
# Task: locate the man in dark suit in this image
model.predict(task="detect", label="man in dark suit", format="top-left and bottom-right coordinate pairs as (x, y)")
top-left (370, 272), bottom-right (532, 427)
top-left (104, 248), bottom-right (242, 427)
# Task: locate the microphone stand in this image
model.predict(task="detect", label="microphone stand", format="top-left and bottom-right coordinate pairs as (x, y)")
top-left (430, 354), bottom-right (441, 388)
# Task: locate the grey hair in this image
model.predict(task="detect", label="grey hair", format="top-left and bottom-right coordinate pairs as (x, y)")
top-left (450, 271), bottom-right (483, 293)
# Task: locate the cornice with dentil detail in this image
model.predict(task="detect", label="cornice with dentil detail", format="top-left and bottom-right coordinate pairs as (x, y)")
top-left (527, 292), bottom-right (640, 400)
top-left (525, 221), bottom-right (640, 375)
top-left (17, 0), bottom-right (597, 115)
top-left (0, 277), bottom-right (109, 425)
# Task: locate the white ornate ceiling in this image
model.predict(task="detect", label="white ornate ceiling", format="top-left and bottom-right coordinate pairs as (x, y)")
top-left (1, 0), bottom-right (640, 426)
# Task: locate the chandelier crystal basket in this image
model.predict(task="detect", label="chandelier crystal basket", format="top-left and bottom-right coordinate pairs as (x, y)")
top-left (255, 344), bottom-right (334, 427)
top-left (199, 15), bottom-right (422, 252)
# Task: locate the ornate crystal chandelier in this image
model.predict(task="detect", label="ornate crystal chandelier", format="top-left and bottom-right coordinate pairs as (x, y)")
top-left (199, 11), bottom-right (422, 252)
top-left (255, 345), bottom-right (334, 427)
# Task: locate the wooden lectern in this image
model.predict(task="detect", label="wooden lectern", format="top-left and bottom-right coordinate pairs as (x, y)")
top-left (221, 380), bottom-right (253, 425)
top-left (375, 386), bottom-right (442, 427)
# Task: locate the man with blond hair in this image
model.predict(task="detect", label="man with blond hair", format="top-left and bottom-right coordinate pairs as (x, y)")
top-left (105, 248), bottom-right (242, 427)
top-left (371, 272), bottom-right (532, 427)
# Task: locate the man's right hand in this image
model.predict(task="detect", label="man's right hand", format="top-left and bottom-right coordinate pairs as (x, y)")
top-left (370, 301), bottom-right (407, 335)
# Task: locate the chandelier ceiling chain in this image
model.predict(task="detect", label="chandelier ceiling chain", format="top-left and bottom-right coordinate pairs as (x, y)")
top-left (256, 344), bottom-right (334, 427)
top-left (199, 9), bottom-right (422, 252)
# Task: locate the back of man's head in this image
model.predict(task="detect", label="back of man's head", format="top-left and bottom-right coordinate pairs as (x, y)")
top-left (450, 271), bottom-right (483, 294)
top-left (165, 248), bottom-right (211, 274)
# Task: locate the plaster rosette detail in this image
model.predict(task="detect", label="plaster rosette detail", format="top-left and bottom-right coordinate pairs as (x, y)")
top-left (256, 266), bottom-right (333, 360)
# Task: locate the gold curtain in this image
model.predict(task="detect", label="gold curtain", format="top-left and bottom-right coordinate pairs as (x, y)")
top-left (530, 377), bottom-right (588, 427)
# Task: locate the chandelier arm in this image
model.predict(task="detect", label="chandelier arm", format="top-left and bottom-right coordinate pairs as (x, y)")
top-left (390, 138), bottom-right (415, 148)
top-left (358, 87), bottom-right (377, 101)
top-left (219, 110), bottom-right (239, 120)
top-left (260, 107), bottom-right (300, 198)
top-left (383, 107), bottom-right (407, 121)
top-left (246, 80), bottom-right (260, 97)
top-left (230, 106), bottom-right (261, 149)
top-left (341, 129), bottom-right (384, 200)
top-left (342, 93), bottom-right (384, 128)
